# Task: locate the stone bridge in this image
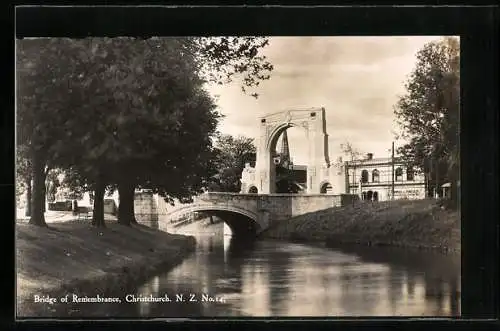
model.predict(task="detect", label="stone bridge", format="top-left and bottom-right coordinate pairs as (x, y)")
top-left (163, 192), bottom-right (358, 236)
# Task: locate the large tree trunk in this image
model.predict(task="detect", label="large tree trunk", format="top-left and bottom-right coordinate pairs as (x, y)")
top-left (92, 179), bottom-right (106, 227)
top-left (29, 156), bottom-right (47, 226)
top-left (118, 182), bottom-right (137, 226)
top-left (25, 177), bottom-right (32, 217)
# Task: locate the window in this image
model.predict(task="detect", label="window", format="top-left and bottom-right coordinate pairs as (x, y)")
top-left (407, 167), bottom-right (414, 181)
top-left (372, 169), bottom-right (380, 182)
top-left (395, 167), bottom-right (403, 181)
top-left (361, 170), bottom-right (369, 183)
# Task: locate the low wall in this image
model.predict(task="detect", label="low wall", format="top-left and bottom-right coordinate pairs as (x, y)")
top-left (255, 194), bottom-right (359, 225)
top-left (135, 192), bottom-right (359, 232)
top-left (48, 201), bottom-right (73, 211)
top-left (197, 192), bottom-right (359, 228)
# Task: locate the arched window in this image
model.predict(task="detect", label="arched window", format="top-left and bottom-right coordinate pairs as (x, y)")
top-left (372, 169), bottom-right (380, 182)
top-left (406, 167), bottom-right (414, 181)
top-left (395, 167), bottom-right (403, 181)
top-left (248, 186), bottom-right (258, 194)
top-left (361, 170), bottom-right (369, 183)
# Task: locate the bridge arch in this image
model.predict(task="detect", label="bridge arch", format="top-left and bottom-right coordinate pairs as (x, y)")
top-left (165, 204), bottom-right (264, 237)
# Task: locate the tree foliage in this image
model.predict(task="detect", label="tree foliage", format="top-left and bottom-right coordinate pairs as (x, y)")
top-left (17, 38), bottom-right (89, 225)
top-left (16, 37), bottom-right (273, 226)
top-left (339, 141), bottom-right (364, 162)
top-left (16, 145), bottom-right (31, 196)
top-left (209, 134), bottom-right (257, 192)
top-left (195, 37), bottom-right (273, 97)
top-left (394, 37), bottom-right (460, 201)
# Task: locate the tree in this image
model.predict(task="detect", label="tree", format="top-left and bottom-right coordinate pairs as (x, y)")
top-left (336, 141), bottom-right (365, 188)
top-left (195, 37), bottom-right (273, 98)
top-left (58, 169), bottom-right (86, 201)
top-left (394, 37), bottom-right (459, 204)
top-left (16, 37), bottom-right (273, 227)
top-left (339, 141), bottom-right (363, 162)
top-left (209, 134), bottom-right (257, 192)
top-left (16, 38), bottom-right (91, 226)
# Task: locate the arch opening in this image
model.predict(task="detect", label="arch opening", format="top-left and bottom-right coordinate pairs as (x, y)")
top-left (248, 186), bottom-right (258, 194)
top-left (208, 210), bottom-right (260, 238)
top-left (367, 190), bottom-right (373, 201)
top-left (320, 182), bottom-right (332, 194)
top-left (169, 207), bottom-right (262, 238)
top-left (267, 125), bottom-right (306, 194)
top-left (373, 191), bottom-right (379, 201)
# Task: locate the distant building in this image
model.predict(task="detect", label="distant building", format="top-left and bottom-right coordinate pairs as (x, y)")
top-left (344, 153), bottom-right (426, 201)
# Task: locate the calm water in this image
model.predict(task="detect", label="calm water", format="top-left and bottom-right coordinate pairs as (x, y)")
top-left (46, 227), bottom-right (461, 318)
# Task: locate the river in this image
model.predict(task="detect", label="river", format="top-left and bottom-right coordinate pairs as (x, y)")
top-left (53, 222), bottom-right (460, 318)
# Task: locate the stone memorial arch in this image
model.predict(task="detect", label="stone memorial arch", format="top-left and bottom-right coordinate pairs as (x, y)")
top-left (252, 107), bottom-right (332, 194)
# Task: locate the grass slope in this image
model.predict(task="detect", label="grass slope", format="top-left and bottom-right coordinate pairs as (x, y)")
top-left (16, 221), bottom-right (196, 317)
top-left (261, 199), bottom-right (460, 254)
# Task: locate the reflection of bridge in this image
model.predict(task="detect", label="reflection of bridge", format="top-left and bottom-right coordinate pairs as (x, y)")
top-left (163, 192), bottom-right (358, 236)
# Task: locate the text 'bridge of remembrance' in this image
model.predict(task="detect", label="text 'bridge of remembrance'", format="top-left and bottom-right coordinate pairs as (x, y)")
top-left (162, 192), bottom-right (358, 237)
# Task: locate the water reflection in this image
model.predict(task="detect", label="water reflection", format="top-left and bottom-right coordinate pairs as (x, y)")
top-left (47, 228), bottom-right (460, 318)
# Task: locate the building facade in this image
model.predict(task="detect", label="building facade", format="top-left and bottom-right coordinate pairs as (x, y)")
top-left (344, 153), bottom-right (426, 201)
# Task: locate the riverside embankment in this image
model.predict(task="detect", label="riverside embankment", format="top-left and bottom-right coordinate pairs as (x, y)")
top-left (16, 218), bottom-right (196, 317)
top-left (261, 199), bottom-right (460, 254)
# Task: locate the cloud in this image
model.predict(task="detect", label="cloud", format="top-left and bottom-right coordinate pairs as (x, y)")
top-left (207, 36), bottom-right (443, 164)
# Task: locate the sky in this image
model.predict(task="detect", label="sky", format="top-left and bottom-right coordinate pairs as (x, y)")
top-left (206, 36), bottom-right (443, 165)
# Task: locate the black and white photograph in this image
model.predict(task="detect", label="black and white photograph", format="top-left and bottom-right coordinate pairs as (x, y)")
top-left (16, 34), bottom-right (461, 318)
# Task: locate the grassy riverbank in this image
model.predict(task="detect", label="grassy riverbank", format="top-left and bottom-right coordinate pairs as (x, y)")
top-left (16, 220), bottom-right (196, 317)
top-left (261, 199), bottom-right (460, 254)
